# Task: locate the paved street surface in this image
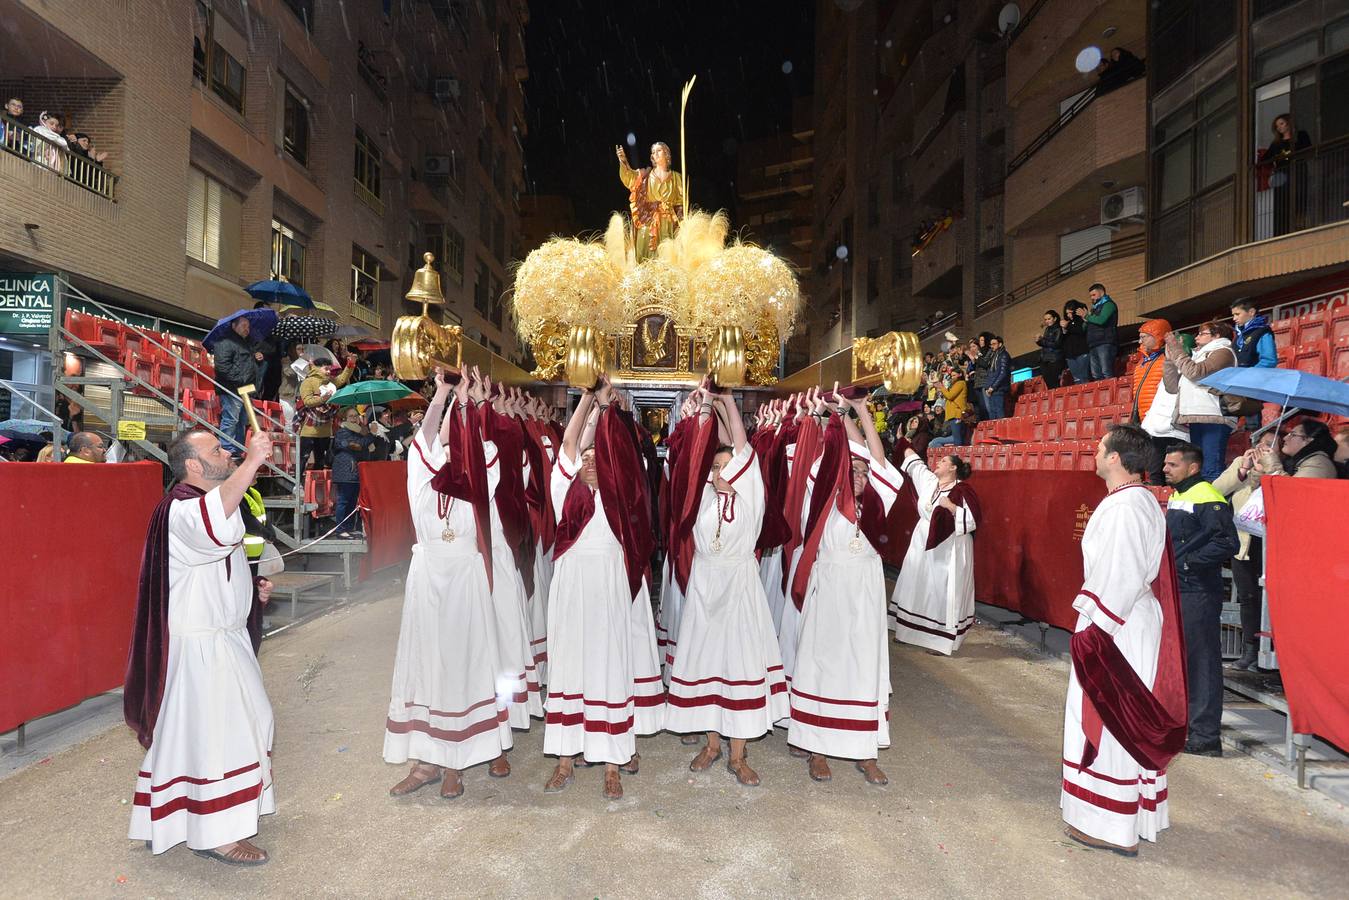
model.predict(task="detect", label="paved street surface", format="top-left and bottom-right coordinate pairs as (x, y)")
top-left (3, 577), bottom-right (1346, 898)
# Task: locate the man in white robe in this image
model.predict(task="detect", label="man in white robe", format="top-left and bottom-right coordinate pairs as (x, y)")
top-left (1062, 423), bottom-right (1188, 856)
top-left (127, 429), bottom-right (276, 865)
top-left (384, 370), bottom-right (514, 798)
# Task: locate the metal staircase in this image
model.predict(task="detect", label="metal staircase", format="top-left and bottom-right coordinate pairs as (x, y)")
top-left (44, 275), bottom-right (367, 589)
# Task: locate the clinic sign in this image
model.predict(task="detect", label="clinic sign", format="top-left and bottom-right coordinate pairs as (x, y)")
top-left (0, 273), bottom-right (55, 335)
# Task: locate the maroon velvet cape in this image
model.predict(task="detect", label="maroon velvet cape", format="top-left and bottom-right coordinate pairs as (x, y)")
top-left (483, 407), bottom-right (536, 596)
top-left (430, 401), bottom-right (494, 590)
top-left (779, 415), bottom-right (823, 593)
top-left (924, 481), bottom-right (983, 550)
top-left (667, 412), bottom-right (717, 593)
top-left (1071, 540), bottom-right (1189, 772)
top-left (522, 418), bottom-right (556, 555)
top-left (788, 416), bottom-right (887, 611)
top-left (124, 483), bottom-right (260, 750)
top-left (554, 406), bottom-right (655, 601)
top-left (752, 423), bottom-right (794, 555)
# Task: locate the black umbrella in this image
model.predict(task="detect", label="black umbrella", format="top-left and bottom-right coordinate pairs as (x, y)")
top-left (271, 315), bottom-right (338, 346)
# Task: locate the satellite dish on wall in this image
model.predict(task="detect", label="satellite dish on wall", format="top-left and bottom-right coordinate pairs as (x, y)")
top-left (998, 3), bottom-right (1022, 35)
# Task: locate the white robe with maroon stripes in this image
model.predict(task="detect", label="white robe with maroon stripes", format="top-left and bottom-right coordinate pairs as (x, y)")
top-left (786, 441), bottom-right (902, 760)
top-left (486, 442), bottom-right (544, 727)
top-left (129, 487), bottom-right (275, 854)
top-left (1062, 482), bottom-right (1171, 847)
top-left (529, 432), bottom-right (557, 685)
top-left (656, 460), bottom-right (684, 684)
top-left (383, 431), bottom-right (513, 771)
top-left (889, 456), bottom-right (977, 655)
top-left (544, 450), bottom-right (665, 764)
top-left (665, 444), bottom-right (789, 738)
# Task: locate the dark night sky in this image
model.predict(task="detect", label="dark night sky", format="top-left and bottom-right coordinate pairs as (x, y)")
top-left (521, 0), bottom-right (815, 232)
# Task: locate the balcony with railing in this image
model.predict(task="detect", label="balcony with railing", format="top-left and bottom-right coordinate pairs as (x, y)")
top-left (912, 111), bottom-right (965, 207)
top-left (912, 220), bottom-right (964, 298)
top-left (1004, 77), bottom-right (1145, 232)
top-left (0, 115), bottom-right (118, 200)
top-left (1253, 139), bottom-right (1349, 243)
top-left (978, 233), bottom-right (1144, 316)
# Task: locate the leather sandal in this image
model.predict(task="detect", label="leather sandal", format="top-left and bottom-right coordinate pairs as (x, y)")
top-left (680, 734), bottom-right (703, 745)
top-left (489, 755), bottom-right (511, 778)
top-left (1065, 825), bottom-right (1138, 858)
top-left (192, 839), bottom-right (269, 866)
top-left (808, 754), bottom-right (832, 782)
top-left (439, 769), bottom-right (464, 799)
top-left (389, 764), bottom-right (442, 796)
top-left (727, 757), bottom-right (761, 787)
top-left (603, 770), bottom-right (623, 800)
top-left (543, 766), bottom-right (574, 793)
top-left (619, 753), bottom-right (640, 775)
top-left (788, 745), bottom-right (809, 759)
top-left (855, 760), bottom-right (888, 786)
top-left (689, 745), bottom-right (723, 772)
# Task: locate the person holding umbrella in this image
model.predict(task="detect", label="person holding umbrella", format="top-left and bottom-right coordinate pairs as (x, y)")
top-left (296, 351), bottom-right (357, 475)
top-left (331, 407), bottom-right (378, 538)
top-left (205, 312), bottom-right (272, 455)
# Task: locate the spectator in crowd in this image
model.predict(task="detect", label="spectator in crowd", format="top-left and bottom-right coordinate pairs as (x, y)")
top-left (331, 407), bottom-right (376, 537)
top-left (1163, 321), bottom-right (1237, 481)
top-left (1214, 431), bottom-right (1277, 671)
top-left (1095, 47), bottom-right (1145, 94)
top-left (212, 316), bottom-right (261, 455)
top-left (36, 441), bottom-right (55, 462)
top-left (1061, 300), bottom-right (1090, 385)
top-left (31, 111), bottom-right (68, 171)
top-left (1162, 442), bottom-right (1238, 757)
top-left (1262, 114), bottom-right (1312, 237)
top-left (967, 337), bottom-right (993, 419)
top-left (1035, 310), bottom-right (1065, 389)
top-left (325, 338), bottom-right (349, 367)
top-left (250, 302), bottom-right (283, 402)
top-left (64, 431), bottom-right (108, 463)
top-left (983, 335), bottom-right (1012, 420)
top-left (66, 132), bottom-right (108, 165)
top-left (1230, 299), bottom-right (1277, 369)
top-left (278, 343), bottom-right (305, 428)
top-left (1, 97), bottom-right (24, 143)
top-left (1334, 424), bottom-right (1349, 478)
top-left (928, 369), bottom-right (969, 448)
top-left (297, 353), bottom-right (357, 475)
top-left (1133, 318), bottom-right (1184, 484)
top-left (1084, 282), bottom-right (1118, 381)
top-left (1257, 418), bottom-right (1338, 479)
top-left (904, 413), bottom-right (934, 458)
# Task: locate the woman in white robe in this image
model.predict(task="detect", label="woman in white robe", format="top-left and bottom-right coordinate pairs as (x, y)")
top-left (787, 390), bottom-right (902, 786)
top-left (667, 389), bottom-right (789, 786)
top-left (889, 450), bottom-right (979, 655)
top-left (384, 371), bottom-right (514, 799)
top-left (543, 381), bottom-right (664, 800)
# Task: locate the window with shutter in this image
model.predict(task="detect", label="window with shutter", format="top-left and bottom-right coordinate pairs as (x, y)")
top-left (186, 167), bottom-right (242, 275)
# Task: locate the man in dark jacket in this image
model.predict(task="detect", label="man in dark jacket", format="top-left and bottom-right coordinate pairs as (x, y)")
top-left (1163, 442), bottom-right (1239, 757)
top-left (1061, 300), bottom-right (1090, 385)
top-left (1230, 299), bottom-right (1278, 368)
top-left (1036, 310), bottom-right (1065, 388)
top-left (212, 317), bottom-right (261, 455)
top-left (983, 335), bottom-right (1013, 419)
top-left (1085, 282), bottom-right (1118, 381)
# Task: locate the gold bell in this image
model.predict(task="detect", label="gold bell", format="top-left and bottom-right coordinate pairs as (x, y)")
top-left (405, 251), bottom-right (445, 315)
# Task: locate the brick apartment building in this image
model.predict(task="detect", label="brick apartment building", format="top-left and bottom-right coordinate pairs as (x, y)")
top-left (800, 0), bottom-right (1349, 370)
top-left (0, 0), bottom-right (528, 415)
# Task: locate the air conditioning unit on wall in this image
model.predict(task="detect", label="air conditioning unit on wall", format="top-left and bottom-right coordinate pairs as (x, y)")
top-left (424, 155), bottom-right (452, 177)
top-left (433, 77), bottom-right (460, 101)
top-left (1100, 186), bottom-right (1145, 226)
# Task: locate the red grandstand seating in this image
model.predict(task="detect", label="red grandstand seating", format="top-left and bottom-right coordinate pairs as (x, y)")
top-left (1333, 337), bottom-right (1349, 380)
top-left (180, 388), bottom-right (221, 427)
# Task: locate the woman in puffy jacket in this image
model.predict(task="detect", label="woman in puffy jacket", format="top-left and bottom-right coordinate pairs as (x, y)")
top-left (1163, 321), bottom-right (1237, 481)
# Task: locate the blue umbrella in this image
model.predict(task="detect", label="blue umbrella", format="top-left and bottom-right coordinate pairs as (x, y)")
top-left (1199, 367), bottom-right (1349, 418)
top-left (0, 417), bottom-right (56, 435)
top-left (203, 308), bottom-right (279, 352)
top-left (245, 279), bottom-right (314, 308)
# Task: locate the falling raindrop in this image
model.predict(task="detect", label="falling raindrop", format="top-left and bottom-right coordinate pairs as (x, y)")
top-left (626, 132), bottom-right (637, 146)
top-left (782, 61), bottom-right (794, 74)
top-left (1075, 46), bottom-right (1103, 73)
top-left (836, 245), bottom-right (849, 260)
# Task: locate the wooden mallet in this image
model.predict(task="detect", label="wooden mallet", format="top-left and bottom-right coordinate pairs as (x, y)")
top-left (236, 383), bottom-right (261, 435)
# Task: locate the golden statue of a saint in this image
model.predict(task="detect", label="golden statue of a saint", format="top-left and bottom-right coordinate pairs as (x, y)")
top-left (617, 141), bottom-right (684, 262)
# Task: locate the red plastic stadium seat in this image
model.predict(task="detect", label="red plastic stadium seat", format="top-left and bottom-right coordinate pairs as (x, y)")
top-left (1271, 316), bottom-right (1295, 349)
top-left (1296, 312), bottom-right (1327, 344)
top-left (1291, 341), bottom-right (1329, 377)
top-left (1332, 303), bottom-right (1349, 342)
top-left (180, 388), bottom-right (221, 428)
top-left (1332, 337), bottom-right (1349, 380)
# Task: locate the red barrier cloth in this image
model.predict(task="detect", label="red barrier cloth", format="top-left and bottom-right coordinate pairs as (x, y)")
top-left (357, 461), bottom-right (414, 582)
top-left (0, 462), bottom-right (163, 733)
top-left (1264, 476), bottom-right (1349, 751)
top-left (968, 470), bottom-right (1107, 631)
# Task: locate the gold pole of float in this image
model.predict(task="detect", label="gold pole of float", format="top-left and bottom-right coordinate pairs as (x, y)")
top-left (236, 383), bottom-right (261, 434)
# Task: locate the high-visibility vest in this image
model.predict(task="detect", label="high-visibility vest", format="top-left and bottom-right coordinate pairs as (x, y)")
top-left (243, 488), bottom-right (267, 561)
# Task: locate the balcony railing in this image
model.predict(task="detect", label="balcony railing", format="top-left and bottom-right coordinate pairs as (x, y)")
top-left (1252, 138), bottom-right (1349, 242)
top-left (976, 232), bottom-right (1146, 316)
top-left (1007, 87), bottom-right (1097, 176)
top-left (350, 301), bottom-right (381, 329)
top-left (0, 116), bottom-right (118, 200)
